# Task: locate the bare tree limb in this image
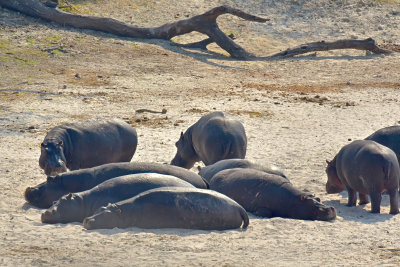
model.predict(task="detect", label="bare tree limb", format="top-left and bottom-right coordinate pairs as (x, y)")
top-left (265, 38), bottom-right (393, 59)
top-left (0, 0), bottom-right (395, 60)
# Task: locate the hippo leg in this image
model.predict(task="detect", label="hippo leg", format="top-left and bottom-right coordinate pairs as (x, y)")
top-left (369, 192), bottom-right (382, 213)
top-left (253, 207), bottom-right (273, 218)
top-left (346, 188), bottom-right (357, 207)
top-left (358, 193), bottom-right (369, 205)
top-left (388, 189), bottom-right (399, 215)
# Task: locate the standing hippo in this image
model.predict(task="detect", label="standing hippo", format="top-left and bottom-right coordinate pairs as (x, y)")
top-left (39, 118), bottom-right (138, 176)
top-left (41, 173), bottom-right (194, 224)
top-left (25, 162), bottom-right (208, 209)
top-left (171, 112), bottom-right (247, 169)
top-left (326, 140), bottom-right (399, 214)
top-left (365, 125), bottom-right (400, 166)
top-left (83, 187), bottom-right (249, 230)
top-left (198, 158), bottom-right (287, 183)
top-left (209, 168), bottom-right (336, 221)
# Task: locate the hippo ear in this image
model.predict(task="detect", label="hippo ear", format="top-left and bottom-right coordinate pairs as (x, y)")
top-left (326, 160), bottom-right (332, 166)
top-left (40, 143), bottom-right (45, 148)
top-left (58, 140), bottom-right (64, 146)
top-left (300, 194), bottom-right (306, 201)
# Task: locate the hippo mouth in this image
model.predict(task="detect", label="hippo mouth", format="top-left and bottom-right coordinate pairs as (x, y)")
top-left (44, 164), bottom-right (68, 176)
top-left (314, 206), bottom-right (337, 221)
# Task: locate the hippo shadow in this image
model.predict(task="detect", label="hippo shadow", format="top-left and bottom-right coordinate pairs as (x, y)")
top-left (84, 226), bottom-right (247, 236)
top-left (323, 191), bottom-right (398, 224)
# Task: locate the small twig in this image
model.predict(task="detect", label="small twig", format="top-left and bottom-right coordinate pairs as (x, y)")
top-left (135, 108), bottom-right (167, 114)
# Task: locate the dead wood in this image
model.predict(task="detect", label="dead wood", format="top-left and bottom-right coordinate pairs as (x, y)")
top-left (0, 0), bottom-right (395, 59)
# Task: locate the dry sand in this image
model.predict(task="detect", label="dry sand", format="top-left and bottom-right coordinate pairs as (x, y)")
top-left (1, 0), bottom-right (400, 266)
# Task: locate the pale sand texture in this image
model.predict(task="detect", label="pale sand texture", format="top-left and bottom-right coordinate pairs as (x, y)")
top-left (1, 0), bottom-right (400, 266)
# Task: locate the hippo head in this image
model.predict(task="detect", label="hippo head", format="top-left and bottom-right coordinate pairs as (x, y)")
top-left (293, 194), bottom-right (337, 221)
top-left (24, 175), bottom-right (69, 209)
top-left (83, 203), bottom-right (123, 230)
top-left (325, 159), bottom-right (345, 194)
top-left (39, 140), bottom-right (68, 176)
top-left (41, 193), bottom-right (84, 224)
top-left (170, 132), bottom-right (198, 169)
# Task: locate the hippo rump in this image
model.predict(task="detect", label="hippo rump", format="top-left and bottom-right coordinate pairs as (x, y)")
top-left (83, 187), bottom-right (249, 231)
top-left (41, 173), bottom-right (194, 224)
top-left (326, 140), bottom-right (399, 214)
top-left (198, 158), bottom-right (287, 183)
top-left (39, 118), bottom-right (138, 176)
top-left (209, 168), bottom-right (336, 221)
top-left (365, 126), bottom-right (400, 166)
top-left (171, 112), bottom-right (247, 169)
top-left (25, 162), bottom-right (208, 209)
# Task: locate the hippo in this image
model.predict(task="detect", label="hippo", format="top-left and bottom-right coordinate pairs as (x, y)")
top-left (198, 158), bottom-right (287, 183)
top-left (171, 112), bottom-right (247, 169)
top-left (325, 140), bottom-right (399, 214)
top-left (41, 173), bottom-right (195, 224)
top-left (209, 168), bottom-right (336, 221)
top-left (365, 125), bottom-right (400, 166)
top-left (83, 187), bottom-right (249, 230)
top-left (25, 162), bottom-right (208, 209)
top-left (39, 118), bottom-right (138, 176)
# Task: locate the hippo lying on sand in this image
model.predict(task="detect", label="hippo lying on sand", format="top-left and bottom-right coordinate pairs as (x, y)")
top-left (41, 173), bottom-right (194, 224)
top-left (83, 187), bottom-right (249, 230)
top-left (171, 112), bottom-right (247, 169)
top-left (365, 125), bottom-right (400, 166)
top-left (25, 162), bottom-right (208, 209)
top-left (39, 118), bottom-right (138, 176)
top-left (198, 158), bottom-right (287, 183)
top-left (326, 140), bottom-right (399, 214)
top-left (209, 168), bottom-right (336, 221)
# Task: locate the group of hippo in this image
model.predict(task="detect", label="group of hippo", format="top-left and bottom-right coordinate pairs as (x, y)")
top-left (25, 112), bottom-right (400, 231)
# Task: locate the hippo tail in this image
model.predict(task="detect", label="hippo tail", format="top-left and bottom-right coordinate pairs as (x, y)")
top-left (240, 208), bottom-right (249, 229)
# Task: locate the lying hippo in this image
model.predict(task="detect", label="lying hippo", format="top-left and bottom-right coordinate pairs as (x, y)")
top-left (83, 187), bottom-right (249, 230)
top-left (171, 112), bottom-right (247, 169)
top-left (39, 118), bottom-right (138, 176)
top-left (25, 162), bottom-right (208, 209)
top-left (326, 140), bottom-right (399, 214)
top-left (41, 173), bottom-right (194, 224)
top-left (365, 125), bottom-right (400, 166)
top-left (209, 168), bottom-right (336, 221)
top-left (198, 158), bottom-right (287, 183)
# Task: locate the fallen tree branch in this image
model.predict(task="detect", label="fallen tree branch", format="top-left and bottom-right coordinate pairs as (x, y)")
top-left (265, 38), bottom-right (393, 59)
top-left (0, 0), bottom-right (395, 59)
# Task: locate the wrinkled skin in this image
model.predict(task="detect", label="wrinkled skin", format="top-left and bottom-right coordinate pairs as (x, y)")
top-left (325, 140), bottom-right (399, 214)
top-left (198, 158), bottom-right (287, 183)
top-left (41, 173), bottom-right (195, 224)
top-left (25, 162), bottom-right (209, 209)
top-left (83, 187), bottom-right (249, 230)
top-left (209, 168), bottom-right (336, 221)
top-left (38, 118), bottom-right (138, 176)
top-left (171, 112), bottom-right (247, 169)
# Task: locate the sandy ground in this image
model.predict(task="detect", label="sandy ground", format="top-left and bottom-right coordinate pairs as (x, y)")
top-left (1, 0), bottom-right (400, 266)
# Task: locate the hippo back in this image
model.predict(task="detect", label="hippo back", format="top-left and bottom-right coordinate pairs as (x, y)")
top-left (365, 126), bottom-right (400, 165)
top-left (198, 158), bottom-right (287, 182)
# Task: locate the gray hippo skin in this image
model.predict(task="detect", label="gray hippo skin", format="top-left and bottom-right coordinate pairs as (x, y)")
top-left (326, 140), bottom-right (399, 214)
top-left (25, 162), bottom-right (208, 209)
top-left (83, 187), bottom-right (249, 230)
top-left (39, 118), bottom-right (138, 176)
top-left (198, 158), bottom-right (287, 183)
top-left (171, 112), bottom-right (247, 169)
top-left (209, 168), bottom-right (336, 221)
top-left (41, 173), bottom-right (194, 224)
top-left (365, 126), bottom-right (400, 166)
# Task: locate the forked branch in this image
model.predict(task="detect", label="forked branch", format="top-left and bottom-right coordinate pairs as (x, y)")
top-left (0, 0), bottom-right (394, 59)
